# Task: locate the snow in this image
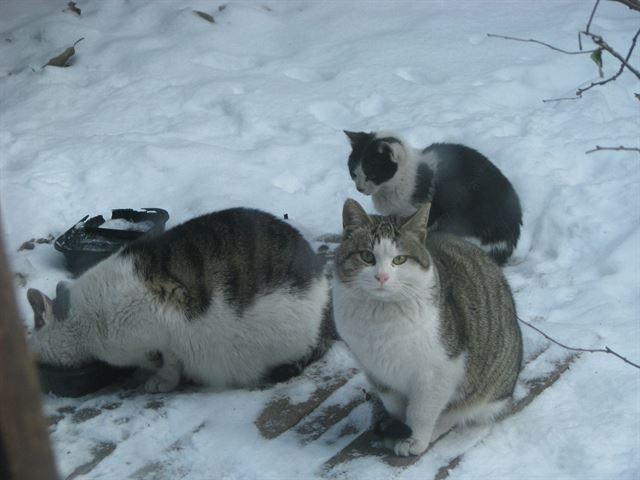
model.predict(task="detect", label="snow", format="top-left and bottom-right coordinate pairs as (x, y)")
top-left (99, 218), bottom-right (154, 231)
top-left (1, 1), bottom-right (639, 479)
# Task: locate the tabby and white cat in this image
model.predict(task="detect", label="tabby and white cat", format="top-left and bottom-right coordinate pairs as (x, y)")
top-left (344, 131), bottom-right (523, 265)
top-left (27, 208), bottom-right (332, 392)
top-left (332, 199), bottom-right (522, 456)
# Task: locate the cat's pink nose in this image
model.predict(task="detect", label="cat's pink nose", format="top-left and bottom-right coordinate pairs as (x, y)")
top-left (375, 272), bottom-right (390, 285)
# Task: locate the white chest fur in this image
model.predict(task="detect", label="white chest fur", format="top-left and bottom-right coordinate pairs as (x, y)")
top-left (332, 282), bottom-right (454, 394)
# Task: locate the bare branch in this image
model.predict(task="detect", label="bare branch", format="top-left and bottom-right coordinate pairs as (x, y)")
top-left (545, 27), bottom-right (640, 101)
top-left (576, 66), bottom-right (625, 97)
top-left (581, 29), bottom-right (640, 79)
top-left (486, 33), bottom-right (596, 55)
top-left (542, 96), bottom-right (581, 103)
top-left (580, 0), bottom-right (602, 49)
top-left (585, 0), bottom-right (601, 35)
top-left (492, 3), bottom-right (639, 148)
top-left (586, 145), bottom-right (640, 154)
top-left (518, 316), bottom-right (640, 369)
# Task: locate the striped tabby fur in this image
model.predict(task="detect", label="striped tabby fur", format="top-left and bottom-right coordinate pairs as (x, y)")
top-left (27, 208), bottom-right (331, 392)
top-left (332, 199), bottom-right (522, 456)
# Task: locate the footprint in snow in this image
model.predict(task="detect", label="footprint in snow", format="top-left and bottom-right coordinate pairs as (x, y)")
top-left (284, 68), bottom-right (330, 82)
top-left (357, 94), bottom-right (386, 118)
top-left (468, 33), bottom-right (485, 45)
top-left (308, 101), bottom-right (353, 128)
top-left (272, 171), bottom-right (306, 194)
top-left (395, 67), bottom-right (446, 85)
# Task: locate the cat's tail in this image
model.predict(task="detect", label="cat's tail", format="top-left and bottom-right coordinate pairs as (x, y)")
top-left (265, 298), bottom-right (338, 384)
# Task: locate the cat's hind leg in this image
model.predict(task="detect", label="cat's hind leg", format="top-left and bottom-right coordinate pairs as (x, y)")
top-left (144, 350), bottom-right (182, 393)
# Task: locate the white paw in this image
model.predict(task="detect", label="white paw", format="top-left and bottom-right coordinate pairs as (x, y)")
top-left (393, 437), bottom-right (429, 457)
top-left (145, 375), bottom-right (178, 393)
top-left (383, 437), bottom-right (396, 450)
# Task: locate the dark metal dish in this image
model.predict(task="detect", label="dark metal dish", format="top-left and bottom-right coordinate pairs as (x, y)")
top-left (54, 208), bottom-right (169, 275)
top-left (37, 360), bottom-right (134, 397)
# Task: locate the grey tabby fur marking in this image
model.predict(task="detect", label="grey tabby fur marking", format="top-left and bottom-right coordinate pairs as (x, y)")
top-left (27, 208), bottom-right (332, 392)
top-left (332, 199), bottom-right (522, 456)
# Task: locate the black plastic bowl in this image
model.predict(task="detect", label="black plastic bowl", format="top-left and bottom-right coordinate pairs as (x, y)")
top-left (54, 208), bottom-right (169, 275)
top-left (37, 361), bottom-right (134, 397)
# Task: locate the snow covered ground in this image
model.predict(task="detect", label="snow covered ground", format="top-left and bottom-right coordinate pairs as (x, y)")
top-left (1, 1), bottom-right (639, 479)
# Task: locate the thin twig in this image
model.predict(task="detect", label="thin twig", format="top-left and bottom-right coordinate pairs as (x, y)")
top-left (486, 33), bottom-right (596, 55)
top-left (572, 27), bottom-right (640, 98)
top-left (580, 0), bottom-right (601, 50)
top-left (585, 0), bottom-right (601, 36)
top-left (493, 2), bottom-right (640, 103)
top-left (582, 30), bottom-right (640, 79)
top-left (542, 95), bottom-right (581, 103)
top-left (586, 145), bottom-right (640, 154)
top-left (575, 65), bottom-right (625, 97)
top-left (517, 316), bottom-right (640, 370)
top-left (544, 27), bottom-right (640, 101)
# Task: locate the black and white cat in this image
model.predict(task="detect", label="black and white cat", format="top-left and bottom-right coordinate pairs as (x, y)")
top-left (332, 199), bottom-right (523, 456)
top-left (344, 130), bottom-right (523, 265)
top-left (27, 208), bottom-right (332, 392)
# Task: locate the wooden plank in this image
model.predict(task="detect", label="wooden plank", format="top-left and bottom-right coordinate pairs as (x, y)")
top-left (295, 394), bottom-right (367, 443)
top-left (432, 353), bottom-right (578, 480)
top-left (255, 364), bottom-right (357, 439)
top-left (510, 353), bottom-right (577, 416)
top-left (322, 349), bottom-right (577, 474)
top-left (130, 422), bottom-right (206, 480)
top-left (434, 455), bottom-right (462, 480)
top-left (0, 221), bottom-right (59, 480)
top-left (65, 442), bottom-right (116, 480)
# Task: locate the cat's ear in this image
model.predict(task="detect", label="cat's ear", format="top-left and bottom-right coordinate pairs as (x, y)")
top-left (344, 131), bottom-right (370, 147)
top-left (54, 281), bottom-right (71, 320)
top-left (27, 288), bottom-right (54, 330)
top-left (376, 141), bottom-right (395, 160)
top-left (401, 203), bottom-right (431, 243)
top-left (342, 199), bottom-right (372, 230)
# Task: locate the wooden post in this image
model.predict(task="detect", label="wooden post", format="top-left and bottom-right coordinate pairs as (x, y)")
top-left (0, 219), bottom-right (59, 480)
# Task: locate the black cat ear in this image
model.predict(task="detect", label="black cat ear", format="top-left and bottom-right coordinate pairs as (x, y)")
top-left (401, 203), bottom-right (431, 243)
top-left (54, 281), bottom-right (71, 320)
top-left (27, 288), bottom-right (54, 330)
top-left (377, 141), bottom-right (393, 157)
top-left (342, 199), bottom-right (372, 230)
top-left (344, 131), bottom-right (370, 146)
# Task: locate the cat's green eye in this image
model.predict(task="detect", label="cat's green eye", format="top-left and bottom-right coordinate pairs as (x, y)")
top-left (359, 251), bottom-right (375, 265)
top-left (392, 255), bottom-right (407, 265)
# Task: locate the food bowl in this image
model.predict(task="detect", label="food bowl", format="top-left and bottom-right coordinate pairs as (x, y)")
top-left (54, 208), bottom-right (169, 275)
top-left (37, 361), bottom-right (134, 397)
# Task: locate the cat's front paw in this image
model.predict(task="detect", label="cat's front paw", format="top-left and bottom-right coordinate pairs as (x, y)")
top-left (144, 374), bottom-right (179, 393)
top-left (393, 436), bottom-right (429, 457)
